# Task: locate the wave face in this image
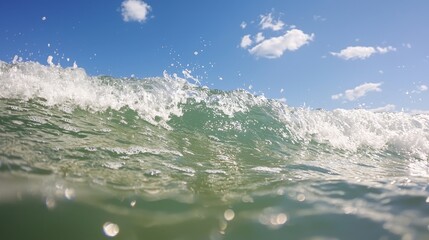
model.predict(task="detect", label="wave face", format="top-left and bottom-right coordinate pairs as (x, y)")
top-left (1, 61), bottom-right (429, 240)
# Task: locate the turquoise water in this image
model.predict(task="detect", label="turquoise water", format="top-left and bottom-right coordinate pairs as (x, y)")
top-left (1, 61), bottom-right (429, 239)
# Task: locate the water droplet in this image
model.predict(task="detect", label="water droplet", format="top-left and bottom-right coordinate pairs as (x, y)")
top-left (219, 219), bottom-right (227, 231)
top-left (297, 193), bottom-right (306, 202)
top-left (64, 188), bottom-right (75, 200)
top-left (270, 213), bottom-right (287, 225)
top-left (241, 195), bottom-right (254, 203)
top-left (103, 222), bottom-right (119, 237)
top-left (259, 208), bottom-right (288, 228)
top-left (45, 197), bottom-right (56, 209)
top-left (224, 209), bottom-right (235, 221)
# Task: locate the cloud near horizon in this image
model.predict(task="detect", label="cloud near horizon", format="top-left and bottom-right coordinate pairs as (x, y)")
top-left (332, 82), bottom-right (383, 101)
top-left (121, 0), bottom-right (151, 23)
top-left (331, 46), bottom-right (396, 60)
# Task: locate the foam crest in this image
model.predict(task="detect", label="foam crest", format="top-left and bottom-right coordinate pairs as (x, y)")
top-left (1, 60), bottom-right (428, 159)
top-left (277, 107), bottom-right (429, 159)
top-left (205, 90), bottom-right (268, 117)
top-left (0, 61), bottom-right (191, 125)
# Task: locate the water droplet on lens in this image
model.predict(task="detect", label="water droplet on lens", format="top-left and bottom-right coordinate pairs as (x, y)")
top-left (64, 188), bottom-right (75, 200)
top-left (276, 213), bottom-right (288, 225)
top-left (297, 193), bottom-right (306, 202)
top-left (45, 197), bottom-right (56, 209)
top-left (224, 209), bottom-right (235, 221)
top-left (103, 222), bottom-right (119, 237)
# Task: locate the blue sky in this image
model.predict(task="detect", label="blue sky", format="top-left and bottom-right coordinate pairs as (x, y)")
top-left (1, 0), bottom-right (428, 111)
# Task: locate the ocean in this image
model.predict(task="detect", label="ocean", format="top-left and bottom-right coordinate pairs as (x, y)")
top-left (0, 60), bottom-right (428, 240)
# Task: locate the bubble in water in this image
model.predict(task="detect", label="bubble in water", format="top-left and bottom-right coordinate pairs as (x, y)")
top-left (224, 209), bottom-right (235, 221)
top-left (103, 222), bottom-right (119, 237)
top-left (219, 219), bottom-right (227, 232)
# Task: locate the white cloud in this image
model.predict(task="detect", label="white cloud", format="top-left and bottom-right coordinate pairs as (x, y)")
top-left (331, 93), bottom-right (343, 100)
top-left (313, 15), bottom-right (326, 22)
top-left (259, 13), bottom-right (285, 31)
top-left (331, 46), bottom-right (396, 60)
top-left (403, 43), bottom-right (412, 49)
top-left (121, 0), bottom-right (151, 23)
top-left (255, 32), bottom-right (265, 43)
top-left (376, 46), bottom-right (396, 54)
top-left (240, 21), bottom-right (247, 29)
top-left (331, 46), bottom-right (376, 60)
top-left (369, 104), bottom-right (396, 112)
top-left (240, 34), bottom-right (253, 49)
top-left (418, 84), bottom-right (428, 92)
top-left (248, 29), bottom-right (314, 59)
top-left (332, 82), bottom-right (383, 101)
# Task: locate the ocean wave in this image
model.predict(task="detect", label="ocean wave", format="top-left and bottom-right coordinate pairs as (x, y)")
top-left (1, 60), bottom-right (428, 159)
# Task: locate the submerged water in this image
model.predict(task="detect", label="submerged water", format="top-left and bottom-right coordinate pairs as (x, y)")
top-left (0, 61), bottom-right (428, 240)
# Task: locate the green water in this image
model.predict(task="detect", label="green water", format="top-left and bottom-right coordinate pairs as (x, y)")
top-left (1, 61), bottom-right (429, 239)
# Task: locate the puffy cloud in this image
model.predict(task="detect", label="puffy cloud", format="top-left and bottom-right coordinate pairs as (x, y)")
top-left (240, 34), bottom-right (253, 49)
top-left (418, 84), bottom-right (428, 92)
top-left (259, 13), bottom-right (285, 31)
top-left (331, 46), bottom-right (396, 60)
top-left (331, 46), bottom-right (376, 60)
top-left (332, 82), bottom-right (382, 101)
top-left (255, 32), bottom-right (265, 43)
top-left (121, 0), bottom-right (151, 23)
top-left (248, 29), bottom-right (314, 59)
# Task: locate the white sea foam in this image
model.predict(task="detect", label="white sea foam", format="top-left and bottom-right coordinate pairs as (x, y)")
top-left (0, 61), bottom-right (190, 125)
top-left (276, 107), bottom-right (429, 159)
top-left (252, 166), bottom-right (282, 173)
